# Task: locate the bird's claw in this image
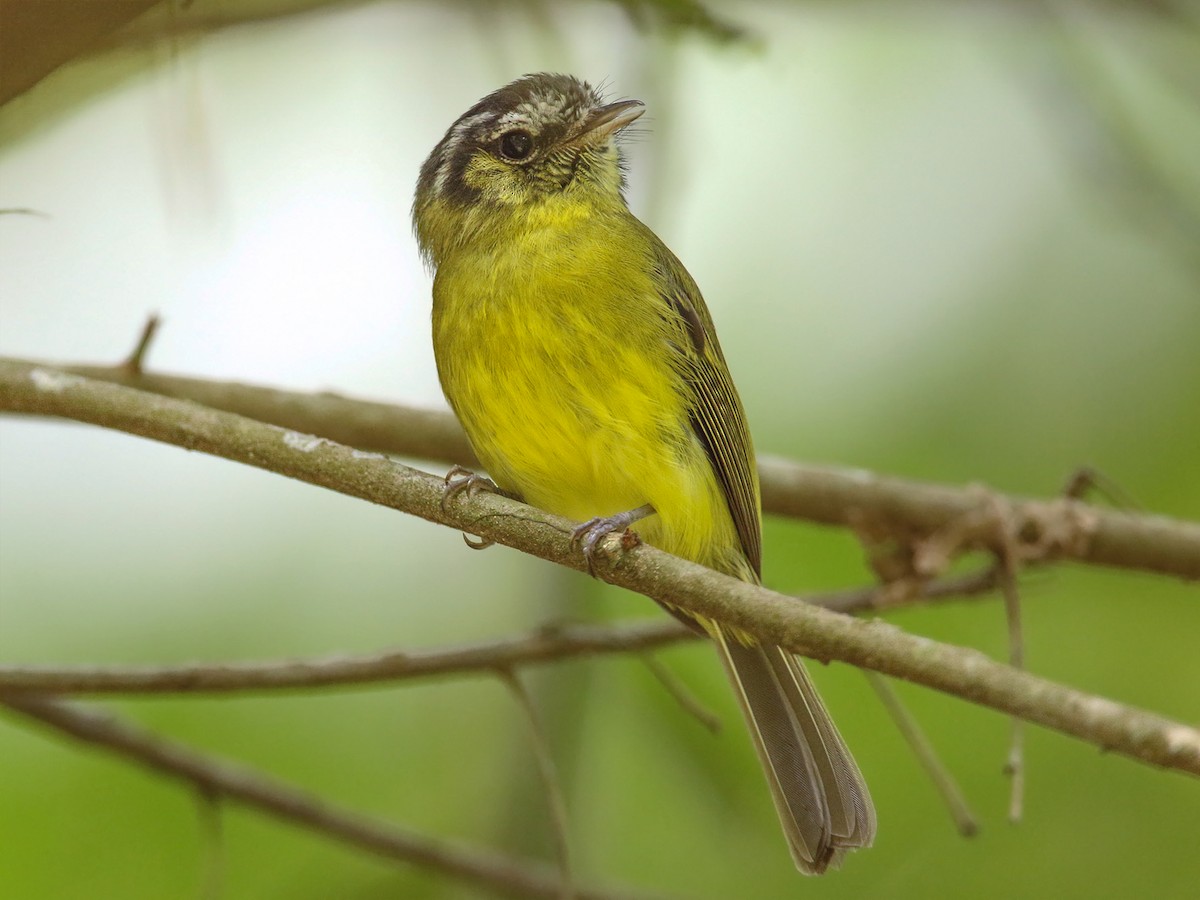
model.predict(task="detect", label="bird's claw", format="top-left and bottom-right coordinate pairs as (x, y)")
top-left (441, 466), bottom-right (500, 513)
top-left (442, 466), bottom-right (503, 550)
top-left (570, 517), bottom-right (611, 575)
top-left (570, 506), bottom-right (651, 576)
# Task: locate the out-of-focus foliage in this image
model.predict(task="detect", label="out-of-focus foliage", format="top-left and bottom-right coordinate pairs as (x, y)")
top-left (1, 1), bottom-right (1198, 898)
top-left (0, 0), bottom-right (746, 114)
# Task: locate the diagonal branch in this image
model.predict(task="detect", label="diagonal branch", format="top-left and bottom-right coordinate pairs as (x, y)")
top-left (1, 359), bottom-right (1197, 776)
top-left (0, 695), bottom-right (646, 900)
top-left (864, 672), bottom-right (979, 837)
top-left (5, 352), bottom-right (1197, 581)
top-left (500, 671), bottom-right (576, 896)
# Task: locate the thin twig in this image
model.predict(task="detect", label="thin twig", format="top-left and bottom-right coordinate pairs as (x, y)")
top-left (0, 574), bottom-right (1007, 698)
top-left (0, 567), bottom-right (1011, 699)
top-left (864, 672), bottom-right (979, 838)
top-left (818, 566), bottom-right (1003, 615)
top-left (1006, 713), bottom-right (1027, 825)
top-left (0, 620), bottom-right (696, 695)
top-left (1, 361), bottom-right (1199, 776)
top-left (0, 695), bottom-right (648, 900)
top-left (499, 671), bottom-right (575, 900)
top-left (989, 495), bottom-right (1027, 824)
top-left (1062, 466), bottom-right (1143, 511)
top-left (1000, 575), bottom-right (1027, 824)
top-left (123, 314), bottom-right (161, 375)
top-left (639, 654), bottom-right (723, 734)
top-left (194, 789), bottom-right (224, 900)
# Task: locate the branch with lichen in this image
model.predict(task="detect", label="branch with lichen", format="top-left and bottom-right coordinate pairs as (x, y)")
top-left (2, 356), bottom-right (1198, 777)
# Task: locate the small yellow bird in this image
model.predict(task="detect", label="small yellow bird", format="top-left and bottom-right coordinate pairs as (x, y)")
top-left (413, 73), bottom-right (874, 873)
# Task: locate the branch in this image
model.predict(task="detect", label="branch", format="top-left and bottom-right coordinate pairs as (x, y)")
top-left (864, 672), bottom-right (979, 838)
top-left (0, 695), bottom-right (645, 900)
top-left (0, 620), bottom-right (696, 695)
top-left (53, 355), bottom-right (477, 464)
top-left (7, 352), bottom-right (1196, 581)
top-left (0, 571), bottom-right (1002, 697)
top-left (2, 359), bottom-right (1197, 777)
top-left (500, 672), bottom-right (575, 895)
top-left (759, 456), bottom-right (1200, 582)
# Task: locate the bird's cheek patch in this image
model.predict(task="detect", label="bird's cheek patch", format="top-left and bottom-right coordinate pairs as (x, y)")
top-left (462, 155), bottom-right (531, 205)
top-left (462, 155), bottom-right (505, 191)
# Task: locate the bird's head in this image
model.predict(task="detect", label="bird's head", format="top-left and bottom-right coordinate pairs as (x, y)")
top-left (413, 73), bottom-right (644, 265)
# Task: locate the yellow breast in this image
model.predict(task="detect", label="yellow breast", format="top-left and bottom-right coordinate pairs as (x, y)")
top-left (431, 207), bottom-right (740, 572)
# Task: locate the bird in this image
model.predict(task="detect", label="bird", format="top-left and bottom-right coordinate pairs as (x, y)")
top-left (412, 72), bottom-right (875, 873)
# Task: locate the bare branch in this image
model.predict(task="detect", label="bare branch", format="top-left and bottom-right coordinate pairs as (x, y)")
top-left (818, 564), bottom-right (1004, 615)
top-left (759, 457), bottom-right (1199, 582)
top-left (2, 360), bottom-right (1197, 777)
top-left (0, 695), bottom-right (648, 900)
top-left (6, 352), bottom-right (1195, 581)
top-left (639, 654), bottom-right (723, 734)
top-left (42, 355), bottom-right (478, 465)
top-left (989, 493), bottom-right (1027, 823)
top-left (0, 571), bottom-right (1003, 697)
top-left (864, 672), bottom-right (979, 838)
top-left (500, 672), bottom-right (575, 897)
top-left (195, 790), bottom-right (225, 900)
top-left (0, 620), bottom-right (696, 695)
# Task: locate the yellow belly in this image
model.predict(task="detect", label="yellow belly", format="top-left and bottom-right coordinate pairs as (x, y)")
top-left (431, 220), bottom-right (741, 573)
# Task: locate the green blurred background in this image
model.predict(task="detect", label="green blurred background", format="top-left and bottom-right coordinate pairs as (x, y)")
top-left (1, 1), bottom-right (1198, 898)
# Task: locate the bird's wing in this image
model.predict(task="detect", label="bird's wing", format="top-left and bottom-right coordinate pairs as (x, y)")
top-left (651, 239), bottom-right (763, 579)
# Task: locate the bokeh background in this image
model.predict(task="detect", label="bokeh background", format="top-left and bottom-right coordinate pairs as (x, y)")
top-left (2, 1), bottom-right (1198, 898)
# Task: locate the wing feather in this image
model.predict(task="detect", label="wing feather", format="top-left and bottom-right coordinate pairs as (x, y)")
top-left (651, 242), bottom-right (762, 579)
top-left (644, 232), bottom-right (876, 873)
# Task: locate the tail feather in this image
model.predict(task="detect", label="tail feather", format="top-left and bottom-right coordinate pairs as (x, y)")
top-left (714, 627), bottom-right (875, 874)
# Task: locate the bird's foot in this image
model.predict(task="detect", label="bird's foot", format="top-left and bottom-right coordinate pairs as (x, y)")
top-left (441, 466), bottom-right (517, 550)
top-left (570, 504), bottom-right (654, 575)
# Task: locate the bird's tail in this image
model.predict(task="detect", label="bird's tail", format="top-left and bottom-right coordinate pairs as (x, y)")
top-left (714, 627), bottom-right (876, 874)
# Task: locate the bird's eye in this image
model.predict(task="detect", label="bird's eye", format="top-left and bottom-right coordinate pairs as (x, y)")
top-left (498, 130), bottom-right (534, 161)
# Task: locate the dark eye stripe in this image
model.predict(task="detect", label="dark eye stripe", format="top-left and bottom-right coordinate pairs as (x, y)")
top-left (416, 73), bottom-right (604, 207)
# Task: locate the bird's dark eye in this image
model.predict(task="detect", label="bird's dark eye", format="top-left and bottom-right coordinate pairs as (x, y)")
top-left (498, 130), bottom-right (534, 161)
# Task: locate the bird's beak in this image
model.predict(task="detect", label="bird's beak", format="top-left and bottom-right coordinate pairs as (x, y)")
top-left (579, 99), bottom-right (645, 139)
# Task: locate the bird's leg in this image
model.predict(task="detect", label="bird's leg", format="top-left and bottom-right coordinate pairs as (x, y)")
top-left (571, 504), bottom-right (655, 575)
top-left (441, 466), bottom-right (520, 550)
